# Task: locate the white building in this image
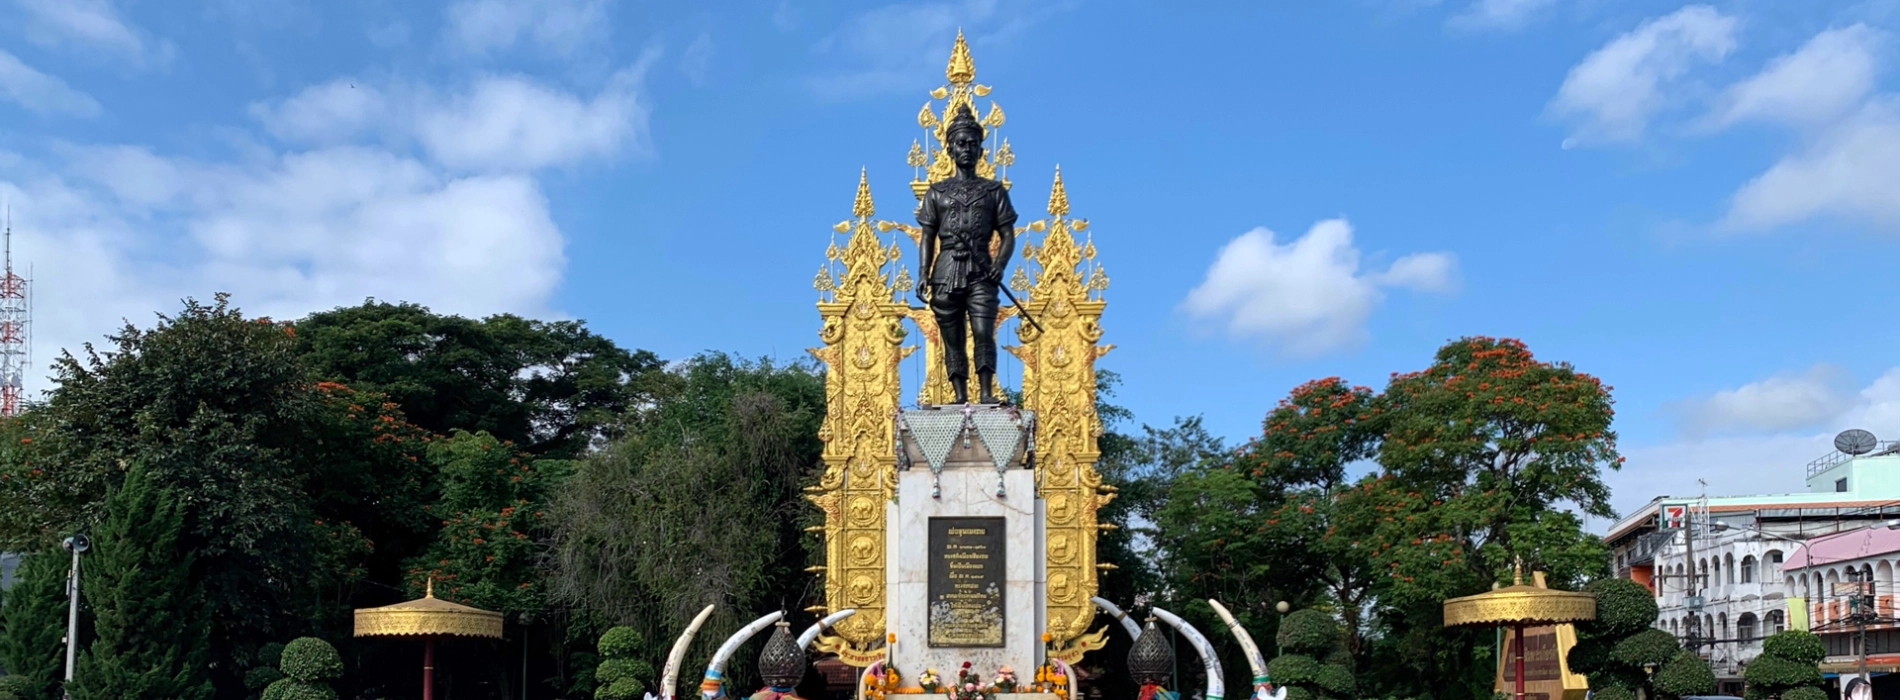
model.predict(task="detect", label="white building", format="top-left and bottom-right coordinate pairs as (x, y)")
top-left (1605, 443), bottom-right (1900, 694)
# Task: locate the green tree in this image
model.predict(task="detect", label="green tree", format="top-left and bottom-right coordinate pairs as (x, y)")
top-left (1362, 337), bottom-right (1618, 699)
top-left (404, 430), bottom-right (569, 616)
top-left (549, 353), bottom-right (825, 691)
top-left (69, 463), bottom-right (213, 700)
top-left (294, 301), bottom-right (669, 459)
top-left (25, 295), bottom-right (435, 696)
top-left (0, 550), bottom-right (66, 700)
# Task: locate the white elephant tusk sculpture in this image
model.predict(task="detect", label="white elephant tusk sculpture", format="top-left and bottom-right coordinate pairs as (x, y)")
top-left (1151, 607), bottom-right (1225, 700)
top-left (1209, 600), bottom-right (1287, 700)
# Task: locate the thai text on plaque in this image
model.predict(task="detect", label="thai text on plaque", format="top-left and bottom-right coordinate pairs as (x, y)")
top-left (927, 517), bottom-right (1005, 647)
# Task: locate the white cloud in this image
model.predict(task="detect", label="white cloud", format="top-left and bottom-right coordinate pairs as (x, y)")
top-left (1709, 25), bottom-right (1885, 129)
top-left (1181, 219), bottom-right (1458, 358)
top-left (1549, 5), bottom-right (1739, 145)
top-left (251, 56), bottom-right (655, 173)
top-left (1612, 367), bottom-right (1900, 517)
top-left (1666, 364), bottom-right (1855, 437)
top-left (250, 79), bottom-right (391, 145)
top-left (416, 67), bottom-right (651, 171)
top-left (0, 50), bottom-right (101, 117)
top-left (1707, 25), bottom-right (1900, 233)
top-left (11, 0), bottom-right (174, 69)
top-left (1610, 433), bottom-right (1830, 518)
top-left (1, 143), bottom-right (568, 396)
top-left (1724, 99), bottom-right (1900, 231)
top-left (0, 46), bottom-right (664, 399)
top-left (1449, 0), bottom-right (1559, 31)
top-left (681, 33), bottom-right (714, 86)
top-left (444, 0), bottom-right (610, 57)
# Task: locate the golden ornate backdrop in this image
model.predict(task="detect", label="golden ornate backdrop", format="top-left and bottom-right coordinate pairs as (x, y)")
top-left (806, 33), bottom-right (1114, 666)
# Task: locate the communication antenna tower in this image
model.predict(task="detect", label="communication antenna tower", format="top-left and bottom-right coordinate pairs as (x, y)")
top-left (0, 206), bottom-right (29, 417)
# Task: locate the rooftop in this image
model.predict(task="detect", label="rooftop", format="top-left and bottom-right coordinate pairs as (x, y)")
top-left (1783, 526), bottom-right (1900, 570)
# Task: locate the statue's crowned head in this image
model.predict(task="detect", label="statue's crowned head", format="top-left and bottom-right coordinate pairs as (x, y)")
top-left (945, 102), bottom-right (986, 169)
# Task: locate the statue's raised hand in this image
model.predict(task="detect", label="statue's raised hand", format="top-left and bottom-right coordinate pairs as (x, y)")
top-left (915, 279), bottom-right (930, 304)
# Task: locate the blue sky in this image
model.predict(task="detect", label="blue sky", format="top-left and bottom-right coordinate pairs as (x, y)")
top-left (3, 0), bottom-right (1899, 519)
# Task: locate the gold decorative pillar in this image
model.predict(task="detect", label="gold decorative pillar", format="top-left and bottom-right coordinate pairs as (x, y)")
top-left (1009, 168), bottom-right (1116, 662)
top-left (807, 170), bottom-right (911, 664)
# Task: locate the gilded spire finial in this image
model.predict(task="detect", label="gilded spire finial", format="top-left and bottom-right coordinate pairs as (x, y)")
top-left (1047, 165), bottom-right (1068, 217)
top-left (853, 168), bottom-right (874, 219)
top-left (425, 576), bottom-right (435, 598)
top-left (946, 29), bottom-right (975, 85)
top-left (1513, 558), bottom-right (1524, 586)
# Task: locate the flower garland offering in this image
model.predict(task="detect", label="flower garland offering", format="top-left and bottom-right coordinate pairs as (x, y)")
top-left (992, 666), bottom-right (1018, 693)
top-left (864, 662), bottom-right (903, 700)
top-left (920, 669), bottom-right (943, 694)
top-left (949, 661), bottom-right (995, 700)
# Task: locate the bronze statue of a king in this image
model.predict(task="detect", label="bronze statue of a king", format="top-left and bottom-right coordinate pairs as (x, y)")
top-left (915, 103), bottom-right (1018, 405)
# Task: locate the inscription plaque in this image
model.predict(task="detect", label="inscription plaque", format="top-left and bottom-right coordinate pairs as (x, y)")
top-left (927, 517), bottom-right (1006, 647)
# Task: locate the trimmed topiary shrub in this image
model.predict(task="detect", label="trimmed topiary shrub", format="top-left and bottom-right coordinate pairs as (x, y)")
top-left (1651, 650), bottom-right (1716, 699)
top-left (1267, 608), bottom-right (1352, 700)
top-left (279, 638), bottom-right (342, 683)
top-left (1586, 579), bottom-right (1661, 639)
top-left (245, 666), bottom-right (287, 692)
top-left (1567, 577), bottom-right (1678, 699)
top-left (1781, 686), bottom-right (1829, 700)
top-left (260, 681), bottom-right (339, 700)
top-left (1610, 629), bottom-right (1681, 669)
top-left (595, 626), bottom-right (653, 700)
top-left (1277, 610), bottom-right (1340, 657)
top-left (1760, 630), bottom-right (1825, 666)
top-left (262, 637), bottom-right (341, 700)
top-left (1744, 631), bottom-right (1826, 700)
top-left (1589, 687), bottom-right (1636, 700)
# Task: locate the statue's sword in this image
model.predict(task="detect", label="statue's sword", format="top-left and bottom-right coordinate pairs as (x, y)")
top-left (996, 282), bottom-right (1046, 335)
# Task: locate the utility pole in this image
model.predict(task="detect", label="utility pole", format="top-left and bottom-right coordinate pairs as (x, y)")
top-left (61, 534), bottom-right (89, 699)
top-left (1684, 510), bottom-right (1700, 651)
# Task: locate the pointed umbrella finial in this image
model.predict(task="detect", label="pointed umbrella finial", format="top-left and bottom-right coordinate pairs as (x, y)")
top-left (854, 168), bottom-right (875, 219)
top-left (1513, 558), bottom-right (1524, 586)
top-left (425, 576), bottom-right (435, 598)
top-left (1047, 166), bottom-right (1069, 217)
top-left (946, 29), bottom-right (975, 84)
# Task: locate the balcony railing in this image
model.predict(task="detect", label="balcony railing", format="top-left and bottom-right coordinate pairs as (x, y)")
top-left (1808, 442), bottom-right (1900, 477)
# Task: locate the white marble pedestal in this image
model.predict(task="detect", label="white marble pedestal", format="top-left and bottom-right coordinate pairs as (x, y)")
top-left (886, 406), bottom-right (1044, 686)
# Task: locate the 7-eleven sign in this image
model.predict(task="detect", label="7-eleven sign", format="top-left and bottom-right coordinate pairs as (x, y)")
top-left (1663, 505), bottom-right (1687, 529)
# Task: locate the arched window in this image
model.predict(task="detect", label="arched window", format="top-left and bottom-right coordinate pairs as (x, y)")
top-left (1742, 555), bottom-right (1758, 583)
top-left (1767, 609), bottom-right (1786, 634)
top-left (1713, 557), bottom-right (1723, 586)
top-left (1718, 611), bottom-right (1729, 639)
top-left (1768, 549), bottom-right (1785, 567)
top-left (1725, 553), bottom-right (1736, 584)
top-left (1701, 559), bottom-right (1710, 587)
top-left (1738, 612), bottom-right (1759, 640)
top-left (1863, 563), bottom-right (1874, 584)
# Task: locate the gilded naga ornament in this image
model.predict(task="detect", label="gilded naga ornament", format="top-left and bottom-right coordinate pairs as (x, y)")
top-left (806, 170), bottom-right (910, 663)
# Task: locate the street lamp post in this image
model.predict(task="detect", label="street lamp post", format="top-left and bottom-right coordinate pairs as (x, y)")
top-left (60, 534), bottom-right (89, 699)
top-left (1274, 601), bottom-right (1289, 657)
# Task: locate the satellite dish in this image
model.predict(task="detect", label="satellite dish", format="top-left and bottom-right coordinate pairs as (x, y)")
top-left (1835, 428), bottom-right (1879, 456)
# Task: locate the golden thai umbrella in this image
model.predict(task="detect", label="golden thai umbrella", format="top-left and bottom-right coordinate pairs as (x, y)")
top-left (354, 580), bottom-right (503, 700)
top-left (1443, 567), bottom-right (1595, 700)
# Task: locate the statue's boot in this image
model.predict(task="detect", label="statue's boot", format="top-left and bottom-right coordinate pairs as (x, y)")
top-left (951, 379), bottom-right (970, 405)
top-left (977, 372), bottom-right (1003, 405)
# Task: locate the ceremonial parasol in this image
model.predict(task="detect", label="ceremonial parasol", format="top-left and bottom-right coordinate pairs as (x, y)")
top-left (354, 579), bottom-right (504, 700)
top-left (1443, 565), bottom-right (1594, 700)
